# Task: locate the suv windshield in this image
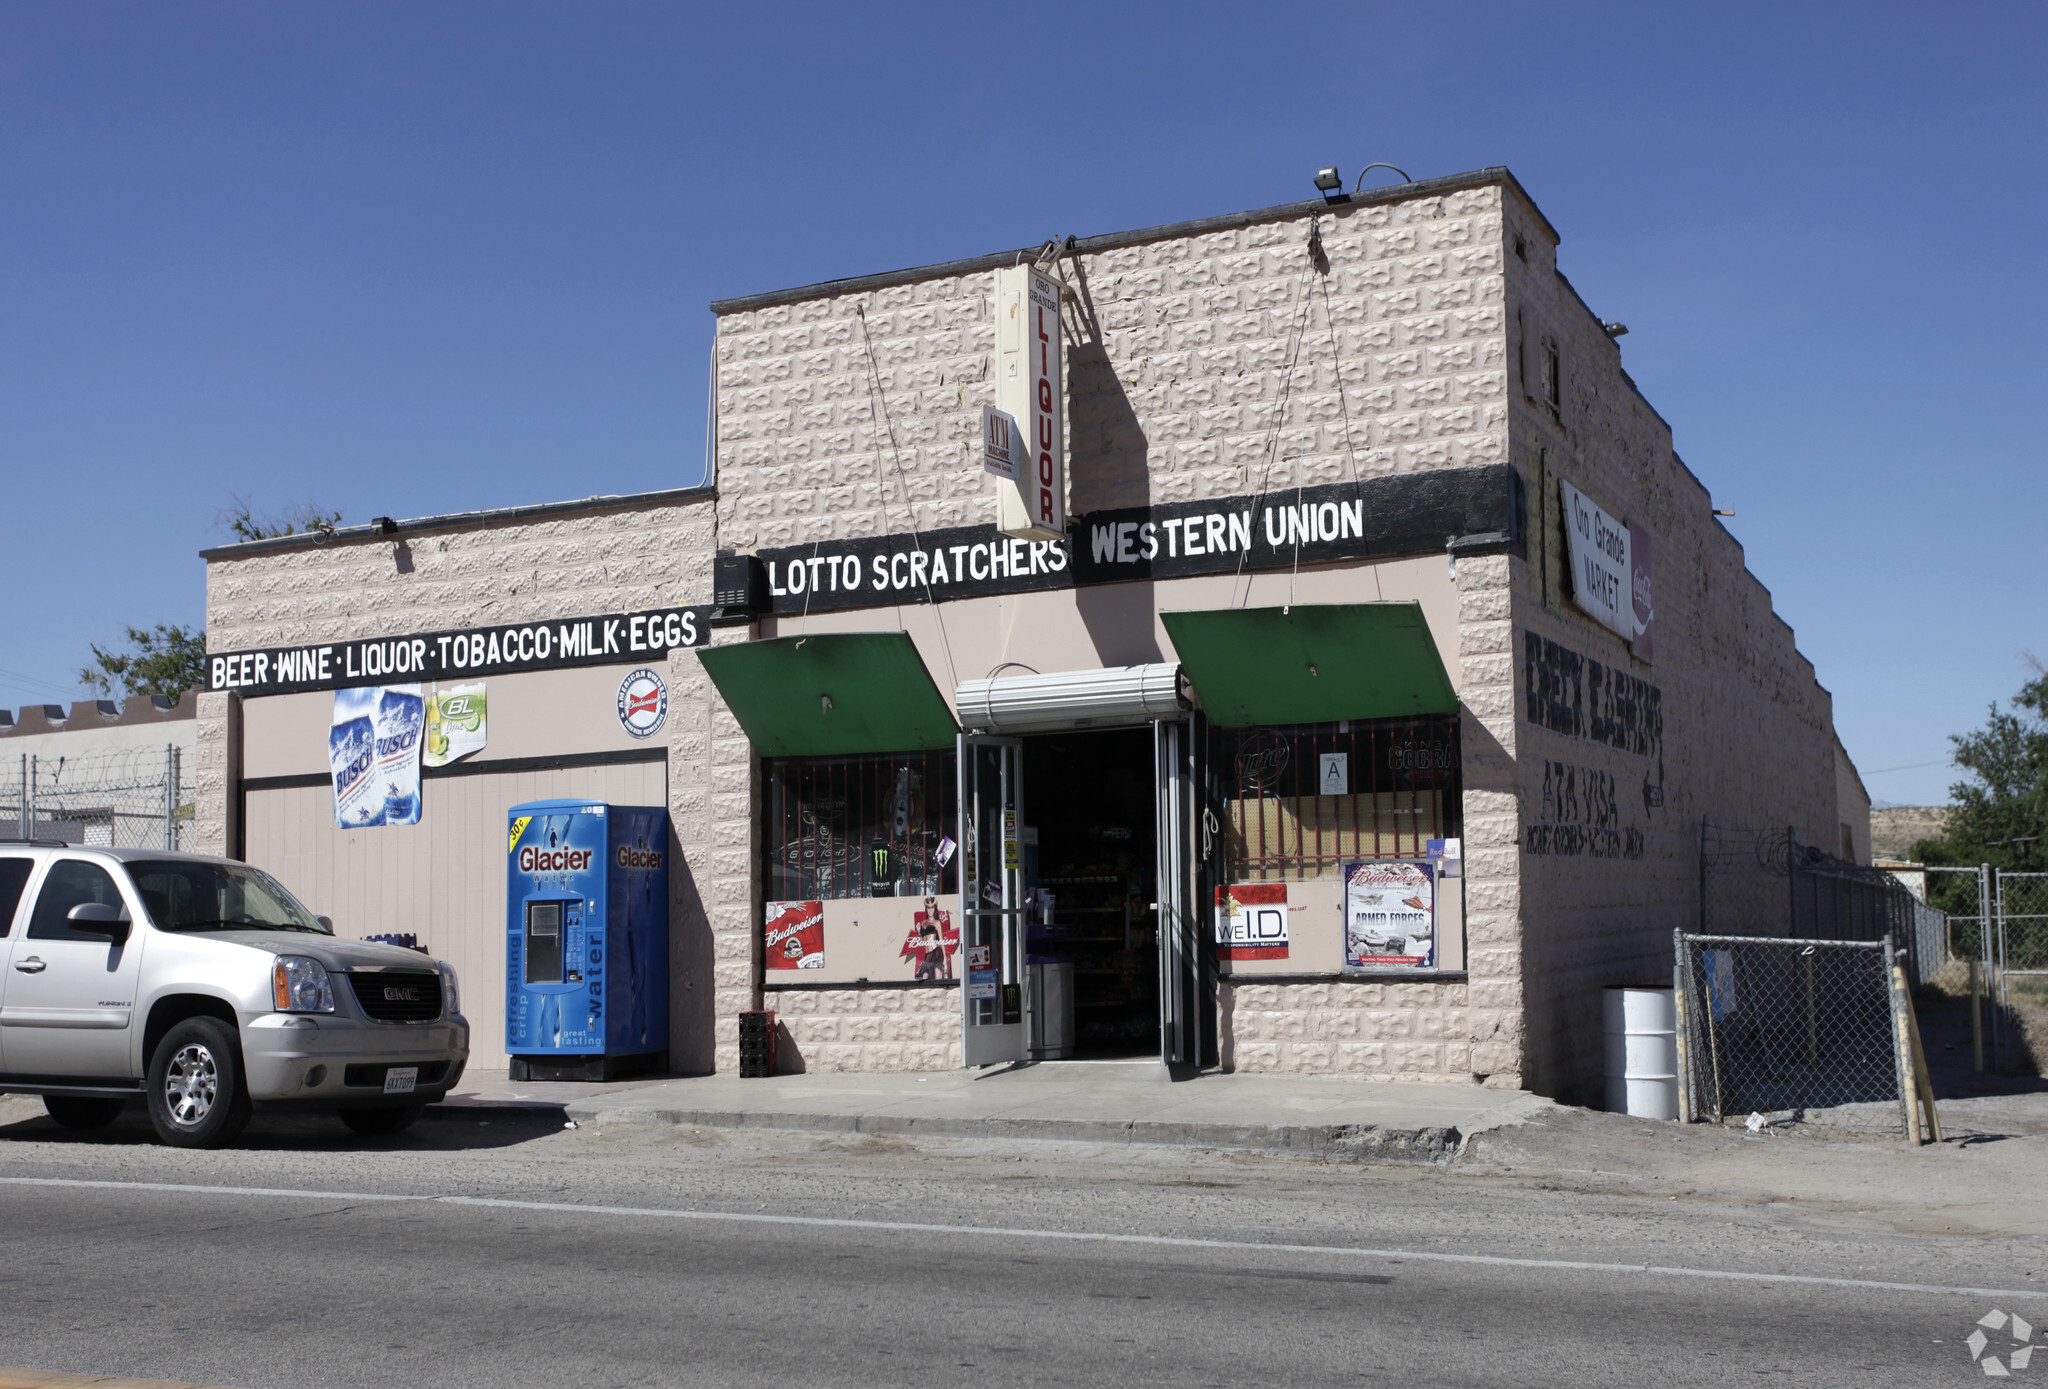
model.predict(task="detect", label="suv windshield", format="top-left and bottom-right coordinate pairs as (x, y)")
top-left (126, 860), bottom-right (332, 935)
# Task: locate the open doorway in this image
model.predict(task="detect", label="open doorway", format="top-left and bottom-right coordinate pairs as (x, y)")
top-left (1022, 728), bottom-right (1159, 1058)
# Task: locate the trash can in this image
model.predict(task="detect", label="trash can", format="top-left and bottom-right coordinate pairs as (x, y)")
top-left (1029, 961), bottom-right (1075, 1059)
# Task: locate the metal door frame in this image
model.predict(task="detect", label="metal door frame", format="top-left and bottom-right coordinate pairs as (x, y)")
top-left (959, 733), bottom-right (1029, 1065)
top-left (1154, 719), bottom-right (1197, 1064)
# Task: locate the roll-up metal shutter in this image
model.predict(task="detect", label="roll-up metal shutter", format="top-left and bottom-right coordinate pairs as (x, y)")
top-left (954, 663), bottom-right (1187, 734)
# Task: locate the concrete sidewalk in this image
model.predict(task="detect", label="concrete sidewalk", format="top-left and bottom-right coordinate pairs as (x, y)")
top-left (438, 1062), bottom-right (1553, 1160)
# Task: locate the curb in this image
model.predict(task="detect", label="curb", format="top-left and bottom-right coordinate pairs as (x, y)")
top-left (559, 1101), bottom-right (1467, 1163)
top-left (424, 1099), bottom-right (573, 1118)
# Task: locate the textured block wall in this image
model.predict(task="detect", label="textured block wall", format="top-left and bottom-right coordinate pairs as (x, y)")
top-left (203, 499), bottom-right (714, 653)
top-left (769, 987), bottom-right (963, 1072)
top-left (1498, 187), bottom-right (1845, 1101)
top-left (1220, 979), bottom-right (1472, 1079)
top-left (711, 181), bottom-right (1522, 1076)
top-left (712, 185), bottom-right (1511, 549)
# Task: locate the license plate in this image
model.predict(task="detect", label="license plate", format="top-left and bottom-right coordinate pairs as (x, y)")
top-left (383, 1066), bottom-right (419, 1094)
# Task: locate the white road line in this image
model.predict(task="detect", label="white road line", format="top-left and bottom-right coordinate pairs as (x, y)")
top-left (4, 1174), bottom-right (2041, 1302)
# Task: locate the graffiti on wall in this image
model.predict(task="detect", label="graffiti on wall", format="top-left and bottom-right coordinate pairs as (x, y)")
top-left (1523, 633), bottom-right (1666, 811)
top-left (1524, 758), bottom-right (1645, 860)
top-left (1522, 633), bottom-right (1665, 858)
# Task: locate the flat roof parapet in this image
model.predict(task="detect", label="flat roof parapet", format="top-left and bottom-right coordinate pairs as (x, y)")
top-left (710, 166), bottom-right (1550, 315)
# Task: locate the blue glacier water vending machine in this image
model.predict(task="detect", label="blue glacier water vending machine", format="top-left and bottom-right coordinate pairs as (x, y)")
top-left (506, 799), bottom-right (669, 1081)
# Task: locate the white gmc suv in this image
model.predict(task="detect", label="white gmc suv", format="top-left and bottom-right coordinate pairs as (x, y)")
top-left (0, 843), bottom-right (468, 1148)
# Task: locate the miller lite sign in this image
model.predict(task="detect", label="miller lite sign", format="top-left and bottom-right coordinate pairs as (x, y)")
top-left (993, 265), bottom-right (1065, 542)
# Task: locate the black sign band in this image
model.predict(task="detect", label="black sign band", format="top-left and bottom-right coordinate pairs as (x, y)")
top-left (207, 606), bottom-right (714, 698)
top-left (756, 463), bottom-right (1522, 616)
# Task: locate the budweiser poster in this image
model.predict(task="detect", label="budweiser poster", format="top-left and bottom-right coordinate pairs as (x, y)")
top-left (898, 896), bottom-right (958, 980)
top-left (1343, 861), bottom-right (1436, 969)
top-left (764, 900), bottom-right (824, 970)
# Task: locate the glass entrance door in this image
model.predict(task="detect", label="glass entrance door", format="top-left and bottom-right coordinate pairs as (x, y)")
top-left (959, 734), bottom-right (1028, 1065)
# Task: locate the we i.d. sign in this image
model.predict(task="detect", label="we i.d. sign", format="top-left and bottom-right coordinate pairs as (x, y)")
top-left (993, 265), bottom-right (1065, 542)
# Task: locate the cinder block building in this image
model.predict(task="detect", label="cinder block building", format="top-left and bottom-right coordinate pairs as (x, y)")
top-left (196, 166), bottom-right (1867, 1103)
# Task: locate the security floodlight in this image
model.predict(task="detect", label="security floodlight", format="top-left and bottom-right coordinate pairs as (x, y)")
top-left (1313, 167), bottom-right (1346, 205)
top-left (1603, 322), bottom-right (1630, 338)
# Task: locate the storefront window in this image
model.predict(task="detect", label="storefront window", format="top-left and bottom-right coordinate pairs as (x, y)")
top-left (1214, 714), bottom-right (1460, 881)
top-left (765, 751), bottom-right (957, 901)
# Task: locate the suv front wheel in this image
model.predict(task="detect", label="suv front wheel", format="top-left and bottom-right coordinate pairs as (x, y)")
top-left (146, 1017), bottom-right (252, 1149)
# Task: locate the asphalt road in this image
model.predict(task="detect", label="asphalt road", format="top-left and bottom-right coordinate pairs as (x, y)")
top-left (0, 1097), bottom-right (2040, 1388)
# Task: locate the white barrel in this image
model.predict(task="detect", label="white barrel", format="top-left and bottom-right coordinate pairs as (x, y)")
top-left (1603, 986), bottom-right (1678, 1119)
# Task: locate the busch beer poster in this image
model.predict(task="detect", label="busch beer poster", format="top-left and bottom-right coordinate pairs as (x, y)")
top-left (1343, 861), bottom-right (1436, 968)
top-left (329, 684), bottom-right (423, 829)
top-left (765, 900), bottom-right (825, 970)
top-left (1214, 883), bottom-right (1289, 961)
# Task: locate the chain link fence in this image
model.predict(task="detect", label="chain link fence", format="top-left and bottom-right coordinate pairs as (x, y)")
top-left (1677, 932), bottom-right (1905, 1123)
top-left (1, 746), bottom-right (193, 850)
top-left (2000, 873), bottom-right (2048, 973)
top-left (1701, 822), bottom-right (1941, 982)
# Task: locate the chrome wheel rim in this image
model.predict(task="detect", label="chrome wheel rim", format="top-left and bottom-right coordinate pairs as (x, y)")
top-left (164, 1043), bottom-right (219, 1127)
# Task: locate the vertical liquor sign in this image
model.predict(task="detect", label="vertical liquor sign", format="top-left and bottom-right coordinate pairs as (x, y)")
top-left (993, 265), bottom-right (1065, 542)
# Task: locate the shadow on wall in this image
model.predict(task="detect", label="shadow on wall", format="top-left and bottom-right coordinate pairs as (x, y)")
top-left (667, 819), bottom-right (716, 1076)
top-left (1064, 259), bottom-right (1164, 664)
top-left (1065, 259), bottom-right (1150, 514)
top-left (772, 1017), bottom-right (806, 1073)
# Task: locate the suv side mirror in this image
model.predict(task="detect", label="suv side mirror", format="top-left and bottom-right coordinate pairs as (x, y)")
top-left (67, 901), bottom-right (132, 942)
top-left (316, 915), bottom-right (333, 931)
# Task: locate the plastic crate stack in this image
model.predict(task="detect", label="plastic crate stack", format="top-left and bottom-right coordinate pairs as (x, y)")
top-left (738, 1009), bottom-right (775, 1078)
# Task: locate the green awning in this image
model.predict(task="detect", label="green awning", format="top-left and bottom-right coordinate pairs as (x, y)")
top-left (1160, 603), bottom-right (1457, 728)
top-left (696, 633), bottom-right (959, 757)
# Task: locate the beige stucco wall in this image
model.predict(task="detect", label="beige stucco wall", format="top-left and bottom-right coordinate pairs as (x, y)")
top-left (239, 664), bottom-right (668, 780)
top-left (1834, 735), bottom-right (1872, 863)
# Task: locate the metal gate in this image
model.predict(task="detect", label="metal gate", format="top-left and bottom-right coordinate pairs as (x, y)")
top-left (4, 747), bottom-right (191, 849)
top-left (1676, 932), bottom-right (1907, 1124)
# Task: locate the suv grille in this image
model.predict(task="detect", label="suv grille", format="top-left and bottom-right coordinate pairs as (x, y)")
top-left (344, 971), bottom-right (443, 1023)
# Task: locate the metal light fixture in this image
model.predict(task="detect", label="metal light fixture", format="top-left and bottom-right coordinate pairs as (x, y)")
top-left (371, 516), bottom-right (398, 534)
top-left (1313, 167), bottom-right (1346, 206)
top-left (1603, 322), bottom-right (1630, 338)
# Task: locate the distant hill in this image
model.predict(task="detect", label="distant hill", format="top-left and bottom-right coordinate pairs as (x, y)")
top-left (1871, 805), bottom-right (1952, 861)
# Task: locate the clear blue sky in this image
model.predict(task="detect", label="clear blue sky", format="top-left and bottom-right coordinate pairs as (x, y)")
top-left (3, 3), bottom-right (2041, 807)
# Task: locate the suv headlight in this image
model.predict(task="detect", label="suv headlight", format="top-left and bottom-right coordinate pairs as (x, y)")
top-left (272, 955), bottom-right (336, 1013)
top-left (438, 962), bottom-right (461, 1017)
